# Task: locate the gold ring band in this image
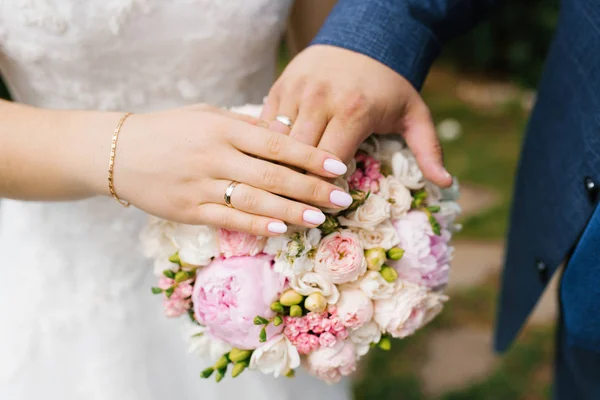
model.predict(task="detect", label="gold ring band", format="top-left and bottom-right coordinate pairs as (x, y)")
top-left (224, 181), bottom-right (239, 208)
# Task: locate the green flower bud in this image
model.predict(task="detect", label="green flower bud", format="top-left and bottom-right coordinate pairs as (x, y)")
top-left (231, 361), bottom-right (249, 378)
top-left (228, 349), bottom-right (252, 363)
top-left (259, 327), bottom-right (267, 343)
top-left (214, 355), bottom-right (229, 370)
top-left (386, 247), bottom-right (405, 261)
top-left (365, 248), bottom-right (386, 271)
top-left (273, 315), bottom-right (284, 327)
top-left (279, 289), bottom-right (304, 306)
top-left (200, 367), bottom-right (214, 379)
top-left (270, 301), bottom-right (285, 313)
top-left (168, 253), bottom-right (181, 265)
top-left (378, 336), bottom-right (392, 351)
top-left (289, 305), bottom-right (303, 318)
top-left (380, 266), bottom-right (398, 283)
top-left (174, 271), bottom-right (190, 283)
top-left (304, 292), bottom-right (327, 313)
top-left (215, 366), bottom-right (227, 383)
top-left (253, 316), bottom-right (269, 325)
top-left (151, 287), bottom-right (163, 295)
top-left (319, 215), bottom-right (340, 235)
top-left (285, 369), bottom-right (295, 378)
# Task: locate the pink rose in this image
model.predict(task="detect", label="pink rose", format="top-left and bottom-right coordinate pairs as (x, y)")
top-left (335, 289), bottom-right (374, 329)
top-left (306, 312), bottom-right (324, 331)
top-left (374, 282), bottom-right (446, 338)
top-left (312, 317), bottom-right (331, 334)
top-left (315, 231), bottom-right (367, 284)
top-left (284, 324), bottom-right (300, 340)
top-left (192, 255), bottom-right (286, 349)
top-left (218, 229), bottom-right (266, 258)
top-left (319, 332), bottom-right (337, 348)
top-left (306, 340), bottom-right (357, 383)
top-left (164, 297), bottom-right (191, 318)
top-left (295, 333), bottom-right (320, 355)
top-left (391, 211), bottom-right (452, 290)
top-left (336, 328), bottom-right (349, 340)
top-left (174, 281), bottom-right (193, 298)
top-left (158, 277), bottom-right (173, 290)
top-left (329, 315), bottom-right (345, 332)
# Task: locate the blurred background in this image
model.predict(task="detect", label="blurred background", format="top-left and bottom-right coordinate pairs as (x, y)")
top-left (0, 1), bottom-right (559, 398)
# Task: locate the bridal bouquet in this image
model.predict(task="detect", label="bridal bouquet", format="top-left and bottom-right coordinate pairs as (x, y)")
top-left (141, 104), bottom-right (461, 384)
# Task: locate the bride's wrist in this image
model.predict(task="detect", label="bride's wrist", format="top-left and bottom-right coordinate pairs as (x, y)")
top-left (59, 109), bottom-right (124, 198)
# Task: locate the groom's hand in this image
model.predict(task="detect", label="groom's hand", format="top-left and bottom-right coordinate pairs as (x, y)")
top-left (261, 45), bottom-right (452, 188)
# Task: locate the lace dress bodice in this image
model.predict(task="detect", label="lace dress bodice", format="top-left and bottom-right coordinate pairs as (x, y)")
top-left (0, 1), bottom-right (351, 399)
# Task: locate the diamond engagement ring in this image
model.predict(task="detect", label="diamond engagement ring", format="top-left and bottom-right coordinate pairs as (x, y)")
top-left (224, 181), bottom-right (239, 208)
top-left (275, 114), bottom-right (293, 128)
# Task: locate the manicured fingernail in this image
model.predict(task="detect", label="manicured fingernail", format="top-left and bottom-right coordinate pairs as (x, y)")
top-left (330, 190), bottom-right (353, 207)
top-left (303, 210), bottom-right (326, 225)
top-left (323, 159), bottom-right (348, 176)
top-left (267, 222), bottom-right (288, 234)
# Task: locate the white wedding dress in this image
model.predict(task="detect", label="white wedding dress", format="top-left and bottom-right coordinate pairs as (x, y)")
top-left (0, 1), bottom-right (351, 399)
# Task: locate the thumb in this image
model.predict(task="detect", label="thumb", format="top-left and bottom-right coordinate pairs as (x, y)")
top-left (402, 100), bottom-right (453, 188)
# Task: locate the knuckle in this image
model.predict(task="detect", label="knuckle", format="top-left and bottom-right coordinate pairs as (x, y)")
top-left (303, 82), bottom-right (329, 106)
top-left (249, 218), bottom-right (262, 235)
top-left (309, 179), bottom-right (326, 203)
top-left (265, 133), bottom-right (283, 157)
top-left (238, 188), bottom-right (258, 211)
top-left (284, 204), bottom-right (299, 222)
top-left (339, 90), bottom-right (371, 120)
top-left (259, 166), bottom-right (282, 189)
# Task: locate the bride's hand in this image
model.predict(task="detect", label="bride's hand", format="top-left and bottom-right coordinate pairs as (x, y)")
top-left (104, 104), bottom-right (352, 235)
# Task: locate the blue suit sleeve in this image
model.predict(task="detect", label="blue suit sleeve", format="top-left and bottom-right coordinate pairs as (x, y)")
top-left (311, 0), bottom-right (499, 89)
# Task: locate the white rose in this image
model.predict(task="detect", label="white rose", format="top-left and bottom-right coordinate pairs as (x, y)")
top-left (306, 340), bottom-right (357, 383)
top-left (374, 282), bottom-right (447, 338)
top-left (171, 224), bottom-right (219, 266)
top-left (188, 327), bottom-right (232, 364)
top-left (350, 321), bottom-right (382, 357)
top-left (379, 176), bottom-right (413, 218)
top-left (266, 228), bottom-right (321, 278)
top-left (140, 216), bottom-right (178, 259)
top-left (289, 271), bottom-right (340, 304)
top-left (375, 137), bottom-right (406, 165)
top-left (392, 149), bottom-right (425, 189)
top-left (249, 335), bottom-right (300, 378)
top-left (357, 271), bottom-right (395, 300)
top-left (338, 194), bottom-right (391, 231)
top-left (336, 288), bottom-right (374, 329)
top-left (354, 221), bottom-right (400, 250)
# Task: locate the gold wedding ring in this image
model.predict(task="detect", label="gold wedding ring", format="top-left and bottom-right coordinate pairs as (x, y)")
top-left (224, 181), bottom-right (239, 208)
top-left (275, 114), bottom-right (293, 128)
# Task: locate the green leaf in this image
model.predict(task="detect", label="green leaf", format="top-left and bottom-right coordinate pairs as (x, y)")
top-left (254, 316), bottom-right (269, 325)
top-left (200, 367), bottom-right (214, 379)
top-left (168, 252), bottom-right (181, 265)
top-left (273, 315), bottom-right (283, 327)
top-left (175, 271), bottom-right (189, 283)
top-left (259, 327), bottom-right (267, 343)
top-left (163, 269), bottom-right (175, 279)
top-left (165, 287), bottom-right (174, 298)
top-left (427, 205), bottom-right (441, 213)
top-left (151, 287), bottom-right (163, 295)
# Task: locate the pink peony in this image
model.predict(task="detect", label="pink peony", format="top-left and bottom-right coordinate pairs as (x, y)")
top-left (319, 332), bottom-right (337, 348)
top-left (390, 211), bottom-right (452, 290)
top-left (374, 282), bottom-right (446, 338)
top-left (192, 255), bottom-right (286, 349)
top-left (335, 289), bottom-right (374, 329)
top-left (218, 229), bottom-right (266, 258)
top-left (315, 231), bottom-right (367, 284)
top-left (306, 340), bottom-right (357, 383)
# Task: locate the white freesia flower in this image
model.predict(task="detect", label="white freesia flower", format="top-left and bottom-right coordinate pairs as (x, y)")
top-left (374, 282), bottom-right (447, 338)
top-left (289, 271), bottom-right (340, 304)
top-left (249, 335), bottom-right (300, 378)
top-left (140, 216), bottom-right (178, 259)
top-left (188, 326), bottom-right (232, 364)
top-left (171, 224), bottom-right (219, 266)
top-left (378, 176), bottom-right (413, 218)
top-left (357, 271), bottom-right (395, 300)
top-left (338, 194), bottom-right (391, 231)
top-left (353, 221), bottom-right (400, 250)
top-left (350, 321), bottom-right (382, 357)
top-left (392, 149), bottom-right (425, 189)
top-left (265, 228), bottom-right (321, 278)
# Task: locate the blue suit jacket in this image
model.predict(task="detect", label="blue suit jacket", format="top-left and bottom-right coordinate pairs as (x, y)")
top-left (313, 0), bottom-right (600, 353)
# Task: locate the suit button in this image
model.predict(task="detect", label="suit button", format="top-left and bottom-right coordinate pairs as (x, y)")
top-left (536, 259), bottom-right (548, 283)
top-left (584, 177), bottom-right (598, 203)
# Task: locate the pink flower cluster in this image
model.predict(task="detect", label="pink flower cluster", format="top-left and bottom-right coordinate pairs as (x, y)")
top-left (349, 153), bottom-right (384, 193)
top-left (158, 277), bottom-right (193, 318)
top-left (283, 310), bottom-right (349, 355)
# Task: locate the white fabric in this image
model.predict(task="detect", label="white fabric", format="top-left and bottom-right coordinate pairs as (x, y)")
top-left (0, 1), bottom-right (351, 399)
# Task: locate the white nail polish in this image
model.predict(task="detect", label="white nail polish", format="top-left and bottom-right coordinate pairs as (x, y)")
top-left (330, 190), bottom-right (353, 207)
top-left (303, 210), bottom-right (326, 225)
top-left (323, 159), bottom-right (348, 176)
top-left (267, 222), bottom-right (288, 234)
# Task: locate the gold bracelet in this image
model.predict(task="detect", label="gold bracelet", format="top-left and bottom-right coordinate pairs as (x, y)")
top-left (108, 112), bottom-right (133, 207)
